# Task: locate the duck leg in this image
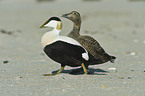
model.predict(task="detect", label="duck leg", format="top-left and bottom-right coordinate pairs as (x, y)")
top-left (43, 66), bottom-right (64, 76)
top-left (70, 63), bottom-right (90, 74)
top-left (81, 63), bottom-right (88, 74)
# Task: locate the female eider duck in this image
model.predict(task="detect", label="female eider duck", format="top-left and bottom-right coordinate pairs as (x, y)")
top-left (40, 17), bottom-right (89, 76)
top-left (62, 11), bottom-right (116, 73)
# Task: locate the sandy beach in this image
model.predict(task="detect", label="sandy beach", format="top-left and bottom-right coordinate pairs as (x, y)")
top-left (0, 0), bottom-right (145, 96)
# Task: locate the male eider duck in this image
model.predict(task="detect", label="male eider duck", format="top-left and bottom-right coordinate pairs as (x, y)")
top-left (62, 11), bottom-right (116, 73)
top-left (40, 17), bottom-right (89, 76)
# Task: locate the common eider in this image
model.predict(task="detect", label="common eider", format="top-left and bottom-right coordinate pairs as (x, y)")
top-left (40, 17), bottom-right (89, 76)
top-left (62, 11), bottom-right (116, 73)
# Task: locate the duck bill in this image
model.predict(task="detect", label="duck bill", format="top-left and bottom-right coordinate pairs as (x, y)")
top-left (39, 25), bottom-right (44, 28)
top-left (61, 14), bottom-right (69, 18)
top-left (39, 23), bottom-right (48, 28)
top-left (39, 19), bottom-right (50, 28)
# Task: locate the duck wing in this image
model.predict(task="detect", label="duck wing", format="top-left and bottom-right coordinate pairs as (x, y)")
top-left (77, 35), bottom-right (114, 63)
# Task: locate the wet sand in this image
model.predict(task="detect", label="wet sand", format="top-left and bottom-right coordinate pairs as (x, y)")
top-left (0, 0), bottom-right (145, 96)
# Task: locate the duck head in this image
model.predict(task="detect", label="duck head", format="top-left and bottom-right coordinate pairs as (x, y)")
top-left (40, 17), bottom-right (62, 30)
top-left (62, 11), bottom-right (81, 24)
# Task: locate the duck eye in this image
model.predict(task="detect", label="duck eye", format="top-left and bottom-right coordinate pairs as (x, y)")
top-left (73, 12), bottom-right (76, 15)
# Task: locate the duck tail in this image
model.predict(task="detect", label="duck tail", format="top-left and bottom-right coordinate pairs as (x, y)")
top-left (110, 56), bottom-right (116, 63)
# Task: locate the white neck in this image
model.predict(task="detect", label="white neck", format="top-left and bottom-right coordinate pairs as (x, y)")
top-left (41, 28), bottom-right (61, 47)
top-left (50, 28), bottom-right (61, 35)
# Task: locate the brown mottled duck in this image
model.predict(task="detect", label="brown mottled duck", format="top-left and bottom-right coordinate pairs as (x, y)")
top-left (62, 11), bottom-right (116, 74)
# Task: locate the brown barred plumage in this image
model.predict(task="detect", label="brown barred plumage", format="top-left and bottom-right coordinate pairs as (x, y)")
top-left (62, 11), bottom-right (116, 67)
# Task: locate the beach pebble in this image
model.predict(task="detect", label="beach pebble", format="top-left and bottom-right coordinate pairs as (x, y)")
top-left (3, 61), bottom-right (9, 64)
top-left (15, 76), bottom-right (22, 80)
top-left (126, 51), bottom-right (137, 56)
top-left (130, 52), bottom-right (136, 56)
top-left (62, 77), bottom-right (65, 80)
top-left (119, 77), bottom-right (124, 79)
top-left (9, 84), bottom-right (14, 87)
top-left (128, 77), bottom-right (132, 79)
top-left (108, 68), bottom-right (117, 72)
top-left (0, 29), bottom-right (13, 35)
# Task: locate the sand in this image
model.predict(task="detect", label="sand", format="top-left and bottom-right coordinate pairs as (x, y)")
top-left (0, 0), bottom-right (145, 96)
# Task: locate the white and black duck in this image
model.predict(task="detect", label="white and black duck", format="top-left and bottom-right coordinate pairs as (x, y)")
top-left (40, 17), bottom-right (89, 76)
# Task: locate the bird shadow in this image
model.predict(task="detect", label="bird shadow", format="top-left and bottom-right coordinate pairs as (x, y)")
top-left (52, 67), bottom-right (108, 75)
